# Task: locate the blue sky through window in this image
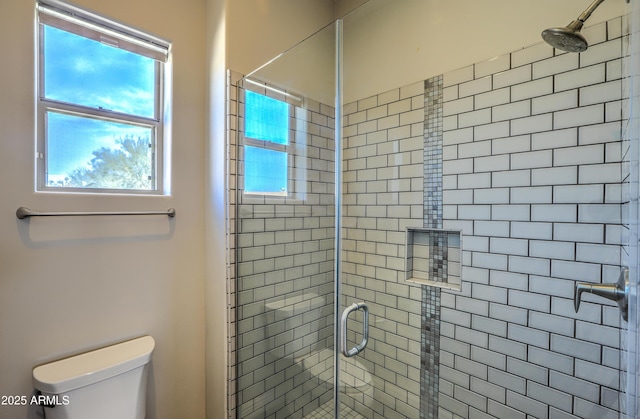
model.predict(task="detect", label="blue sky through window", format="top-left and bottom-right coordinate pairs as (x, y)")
top-left (244, 90), bottom-right (289, 144)
top-left (42, 24), bottom-right (157, 185)
top-left (244, 146), bottom-right (288, 194)
top-left (244, 90), bottom-right (289, 194)
top-left (44, 26), bottom-right (155, 117)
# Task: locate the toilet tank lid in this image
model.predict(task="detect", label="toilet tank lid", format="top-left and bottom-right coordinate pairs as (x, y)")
top-left (33, 335), bottom-right (155, 394)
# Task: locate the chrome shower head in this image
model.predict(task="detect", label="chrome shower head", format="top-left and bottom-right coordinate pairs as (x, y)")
top-left (541, 20), bottom-right (588, 53)
top-left (541, 0), bottom-right (606, 53)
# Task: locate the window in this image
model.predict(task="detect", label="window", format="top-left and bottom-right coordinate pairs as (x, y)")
top-left (243, 90), bottom-right (289, 195)
top-left (36, 1), bottom-right (170, 193)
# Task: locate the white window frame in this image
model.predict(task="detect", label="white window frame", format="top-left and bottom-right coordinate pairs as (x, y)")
top-left (35, 0), bottom-right (171, 194)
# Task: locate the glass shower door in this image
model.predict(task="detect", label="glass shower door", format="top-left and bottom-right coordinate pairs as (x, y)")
top-left (232, 21), bottom-right (340, 419)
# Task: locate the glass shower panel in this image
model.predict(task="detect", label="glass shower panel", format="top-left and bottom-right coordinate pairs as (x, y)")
top-left (233, 22), bottom-right (338, 419)
top-left (232, 2), bottom-right (638, 418)
top-left (336, 3), bottom-right (426, 418)
top-left (339, 1), bottom-right (634, 419)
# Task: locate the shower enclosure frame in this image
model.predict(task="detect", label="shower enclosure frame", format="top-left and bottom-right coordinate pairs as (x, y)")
top-left (332, 18), bottom-right (344, 419)
top-left (226, 2), bottom-right (640, 418)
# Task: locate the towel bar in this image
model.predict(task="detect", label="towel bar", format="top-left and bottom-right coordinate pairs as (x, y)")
top-left (16, 206), bottom-right (176, 219)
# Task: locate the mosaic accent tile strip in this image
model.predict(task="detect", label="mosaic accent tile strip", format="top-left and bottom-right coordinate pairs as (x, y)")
top-left (429, 230), bottom-right (448, 284)
top-left (424, 76), bottom-right (444, 231)
top-left (421, 285), bottom-right (441, 419)
top-left (421, 75), bottom-right (444, 419)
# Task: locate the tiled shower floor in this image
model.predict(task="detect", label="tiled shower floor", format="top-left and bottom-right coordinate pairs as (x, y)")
top-left (304, 401), bottom-right (365, 419)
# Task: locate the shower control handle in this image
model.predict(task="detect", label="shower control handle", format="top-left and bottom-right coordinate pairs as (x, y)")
top-left (340, 302), bottom-right (369, 357)
top-left (574, 268), bottom-right (629, 321)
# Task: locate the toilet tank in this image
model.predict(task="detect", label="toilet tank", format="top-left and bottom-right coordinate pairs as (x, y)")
top-left (32, 335), bottom-right (155, 419)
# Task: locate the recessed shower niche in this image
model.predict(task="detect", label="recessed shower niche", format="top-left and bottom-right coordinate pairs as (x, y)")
top-left (405, 227), bottom-right (462, 290)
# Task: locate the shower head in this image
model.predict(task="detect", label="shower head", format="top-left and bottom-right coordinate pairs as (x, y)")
top-left (541, 20), bottom-right (588, 53)
top-left (541, 0), bottom-right (606, 53)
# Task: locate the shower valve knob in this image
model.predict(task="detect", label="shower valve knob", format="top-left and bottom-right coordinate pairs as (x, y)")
top-left (574, 268), bottom-right (628, 321)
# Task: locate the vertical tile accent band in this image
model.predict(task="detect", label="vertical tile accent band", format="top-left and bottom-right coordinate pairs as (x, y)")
top-left (421, 75), bottom-right (444, 419)
top-left (424, 76), bottom-right (444, 231)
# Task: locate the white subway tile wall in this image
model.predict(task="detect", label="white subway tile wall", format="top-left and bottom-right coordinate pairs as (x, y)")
top-left (440, 17), bottom-right (626, 419)
top-left (227, 70), bottom-right (241, 419)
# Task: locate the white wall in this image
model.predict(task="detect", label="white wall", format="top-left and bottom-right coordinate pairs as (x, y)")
top-left (205, 0), bottom-right (228, 418)
top-left (343, 0), bottom-right (628, 103)
top-left (0, 1), bottom-right (206, 418)
top-left (223, 0), bottom-right (629, 110)
top-left (226, 0), bottom-right (336, 76)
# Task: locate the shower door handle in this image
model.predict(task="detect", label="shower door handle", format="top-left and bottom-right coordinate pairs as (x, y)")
top-left (340, 302), bottom-right (369, 357)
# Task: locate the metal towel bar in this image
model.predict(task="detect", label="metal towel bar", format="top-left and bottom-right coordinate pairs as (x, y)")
top-left (16, 206), bottom-right (176, 220)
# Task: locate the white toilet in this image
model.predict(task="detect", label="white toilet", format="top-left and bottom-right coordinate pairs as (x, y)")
top-left (32, 335), bottom-right (155, 419)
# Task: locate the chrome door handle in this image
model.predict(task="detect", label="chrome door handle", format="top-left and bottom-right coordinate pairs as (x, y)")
top-left (340, 302), bottom-right (369, 357)
top-left (575, 267), bottom-right (629, 321)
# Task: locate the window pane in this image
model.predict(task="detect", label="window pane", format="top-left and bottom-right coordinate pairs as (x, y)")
top-left (43, 25), bottom-right (156, 118)
top-left (46, 112), bottom-right (154, 190)
top-left (244, 146), bottom-right (287, 194)
top-left (245, 90), bottom-right (289, 145)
